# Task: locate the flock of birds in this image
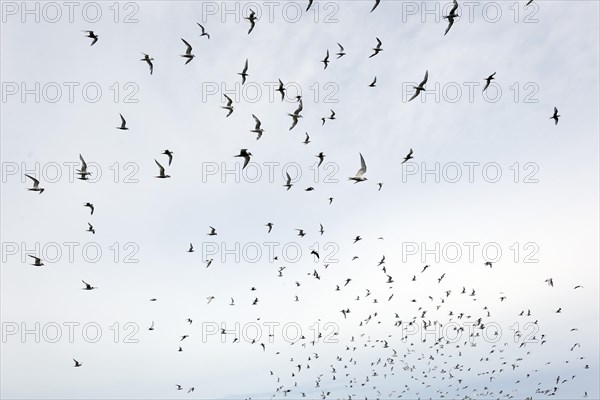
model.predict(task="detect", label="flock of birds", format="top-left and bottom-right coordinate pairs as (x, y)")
top-left (16, 1), bottom-right (592, 399)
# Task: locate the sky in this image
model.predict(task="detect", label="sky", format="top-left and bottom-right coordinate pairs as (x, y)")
top-left (1, 0), bottom-right (599, 399)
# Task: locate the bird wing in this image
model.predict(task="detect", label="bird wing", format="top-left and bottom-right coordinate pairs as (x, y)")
top-left (25, 174), bottom-right (39, 187)
top-left (356, 153), bottom-right (367, 177)
top-left (224, 94), bottom-right (233, 106)
top-left (420, 70), bottom-right (429, 86)
top-left (371, 0), bottom-right (381, 12)
top-left (119, 113), bottom-right (126, 127)
top-left (181, 38), bottom-right (192, 54)
top-left (155, 159), bottom-right (165, 176)
top-left (79, 154), bottom-right (87, 170)
top-left (252, 114), bottom-right (261, 129)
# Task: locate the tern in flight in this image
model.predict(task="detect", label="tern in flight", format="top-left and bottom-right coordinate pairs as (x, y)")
top-left (73, 359), bottom-right (82, 367)
top-left (369, 38), bottom-right (383, 58)
top-left (336, 43), bottom-right (346, 58)
top-left (319, 224), bottom-right (325, 235)
top-left (349, 153), bottom-right (368, 182)
top-left (25, 174), bottom-right (44, 194)
top-left (369, 76), bottom-right (377, 87)
top-left (117, 113), bottom-right (129, 130)
top-left (84, 203), bottom-right (94, 215)
top-left (82, 280), bottom-right (97, 290)
top-left (28, 255), bottom-right (44, 266)
top-left (284, 172), bottom-right (293, 191)
top-left (401, 148), bottom-right (414, 164)
top-left (87, 223), bottom-right (95, 235)
top-left (245, 9), bottom-right (257, 34)
top-left (408, 70), bottom-right (428, 101)
top-left (238, 59), bottom-right (249, 84)
top-left (296, 229), bottom-right (306, 237)
top-left (77, 154), bottom-right (91, 180)
top-left (303, 132), bottom-right (311, 144)
top-left (187, 243), bottom-right (194, 253)
top-left (266, 223), bottom-right (273, 233)
top-left (550, 107), bottom-right (560, 125)
top-left (276, 79), bottom-right (286, 101)
top-left (221, 94), bottom-right (234, 117)
top-left (371, 0), bottom-right (381, 12)
top-left (288, 111), bottom-right (302, 130)
top-left (321, 50), bottom-right (330, 69)
top-left (207, 226), bottom-right (217, 236)
top-left (162, 150), bottom-right (173, 166)
top-left (235, 149), bottom-right (252, 169)
top-left (443, 0), bottom-right (459, 36)
top-left (483, 72), bottom-right (496, 92)
top-left (377, 183), bottom-right (383, 191)
top-left (316, 152), bottom-right (326, 167)
top-left (83, 30), bottom-right (98, 46)
top-left (197, 23), bottom-right (210, 39)
top-left (180, 38), bottom-right (195, 64)
top-left (154, 159), bottom-right (170, 178)
top-left (251, 114), bottom-right (264, 140)
top-left (141, 53), bottom-right (154, 75)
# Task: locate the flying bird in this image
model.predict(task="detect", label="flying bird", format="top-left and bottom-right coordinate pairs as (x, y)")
top-left (197, 23), bottom-right (210, 39)
top-left (321, 50), bottom-right (330, 69)
top-left (276, 79), bottom-right (286, 101)
top-left (87, 222), bottom-right (95, 234)
top-left (83, 30), bottom-right (98, 46)
top-left (251, 114), bottom-right (264, 140)
top-left (83, 202), bottom-right (94, 215)
top-left (28, 255), bottom-right (44, 266)
top-left (77, 154), bottom-right (91, 180)
top-left (306, 0), bottom-right (314, 11)
top-left (288, 111), bottom-right (303, 130)
top-left (141, 53), bottom-right (154, 75)
top-left (238, 59), bottom-right (249, 84)
top-left (284, 172), bottom-right (293, 190)
top-left (401, 148), bottom-right (414, 163)
top-left (483, 72), bottom-right (496, 92)
top-left (73, 359), bottom-right (82, 367)
top-left (266, 223), bottom-right (273, 233)
top-left (180, 38), bottom-right (195, 64)
top-left (154, 159), bottom-right (170, 178)
top-left (245, 9), bottom-right (257, 34)
top-left (187, 243), bottom-right (194, 253)
top-left (369, 38), bottom-right (383, 58)
top-left (235, 149), bottom-right (252, 169)
top-left (117, 113), bottom-right (129, 130)
top-left (408, 70), bottom-right (428, 101)
top-left (443, 0), bottom-right (459, 36)
top-left (316, 152), bottom-right (325, 167)
top-left (25, 174), bottom-right (44, 194)
top-left (221, 94), bottom-right (234, 117)
top-left (336, 43), bottom-right (346, 58)
top-left (207, 226), bottom-right (217, 236)
top-left (369, 76), bottom-right (377, 87)
top-left (82, 280), bottom-right (97, 290)
top-left (550, 107), bottom-right (560, 125)
top-left (349, 153), bottom-right (368, 182)
top-left (303, 132), bottom-right (311, 144)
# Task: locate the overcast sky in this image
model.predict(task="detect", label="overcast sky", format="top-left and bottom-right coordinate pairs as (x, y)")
top-left (1, 1), bottom-right (599, 399)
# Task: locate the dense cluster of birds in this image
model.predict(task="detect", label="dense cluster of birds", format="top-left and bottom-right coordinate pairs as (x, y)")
top-left (18, 1), bottom-right (593, 399)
